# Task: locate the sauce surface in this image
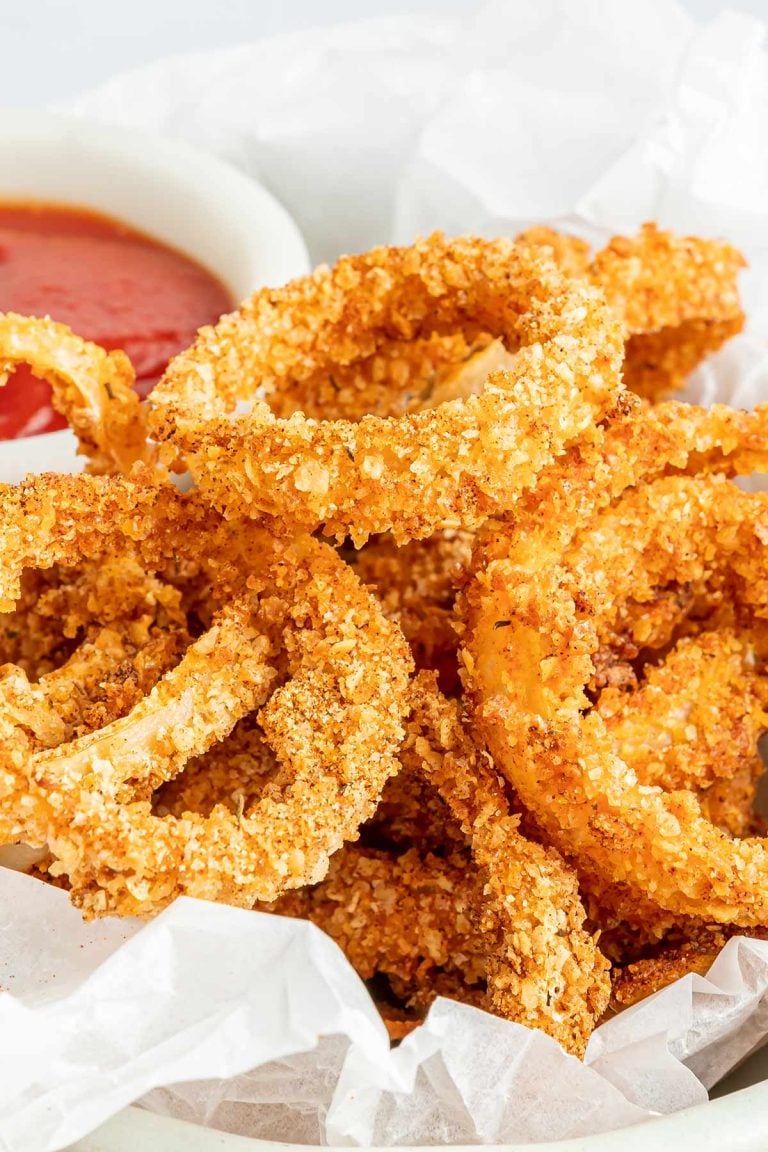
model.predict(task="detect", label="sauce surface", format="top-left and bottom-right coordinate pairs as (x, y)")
top-left (0, 201), bottom-right (233, 439)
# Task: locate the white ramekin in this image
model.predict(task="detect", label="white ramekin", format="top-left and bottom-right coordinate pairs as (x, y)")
top-left (0, 110), bottom-right (310, 481)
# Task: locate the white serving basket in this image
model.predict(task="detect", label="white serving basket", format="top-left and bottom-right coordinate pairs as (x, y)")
top-left (68, 1051), bottom-right (768, 1152)
top-left (5, 108), bottom-right (768, 1152)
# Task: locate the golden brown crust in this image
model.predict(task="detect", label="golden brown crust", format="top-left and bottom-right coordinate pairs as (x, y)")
top-left (610, 924), bottom-right (768, 1010)
top-left (347, 529), bottom-right (472, 693)
top-left (0, 223), bottom-right (756, 1051)
top-left (273, 843), bottom-right (484, 1012)
top-left (0, 476), bottom-right (412, 916)
top-left (623, 318), bottom-right (744, 401)
top-left (149, 234), bottom-right (624, 543)
top-left (0, 313), bottom-right (153, 473)
top-left (403, 674), bottom-right (610, 1056)
top-left (522, 223), bottom-right (745, 400)
top-left (464, 475), bottom-right (768, 927)
top-left (588, 224), bottom-right (744, 342)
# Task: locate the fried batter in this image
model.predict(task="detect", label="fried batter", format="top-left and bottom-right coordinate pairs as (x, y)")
top-left (150, 234), bottom-right (624, 543)
top-left (466, 475), bottom-right (768, 926)
top-left (0, 477), bottom-right (412, 916)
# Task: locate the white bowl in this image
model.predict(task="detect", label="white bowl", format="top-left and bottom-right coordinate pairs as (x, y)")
top-left (67, 1061), bottom-right (768, 1152)
top-left (0, 110), bottom-right (310, 480)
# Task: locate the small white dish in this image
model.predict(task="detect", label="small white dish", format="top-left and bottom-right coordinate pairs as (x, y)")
top-left (0, 110), bottom-right (310, 480)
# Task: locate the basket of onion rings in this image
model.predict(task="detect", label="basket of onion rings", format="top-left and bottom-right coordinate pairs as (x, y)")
top-left (1, 219), bottom-right (768, 1117)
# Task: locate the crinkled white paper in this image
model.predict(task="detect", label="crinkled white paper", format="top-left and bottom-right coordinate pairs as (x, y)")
top-left (65, 1), bottom-right (768, 410)
top-left (0, 0), bottom-right (764, 1148)
top-left (4, 870), bottom-right (768, 1152)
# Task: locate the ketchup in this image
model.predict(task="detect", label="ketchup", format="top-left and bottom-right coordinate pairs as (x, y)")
top-left (0, 201), bottom-right (233, 439)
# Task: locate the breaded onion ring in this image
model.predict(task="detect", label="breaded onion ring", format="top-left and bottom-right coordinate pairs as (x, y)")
top-left (587, 224), bottom-right (744, 346)
top-left (531, 223), bottom-right (745, 401)
top-left (254, 225), bottom-right (743, 424)
top-left (464, 474), bottom-right (768, 926)
top-left (0, 558), bottom-right (192, 874)
top-left (506, 398), bottom-right (768, 558)
top-left (433, 224), bottom-right (745, 405)
top-left (0, 475), bottom-right (412, 916)
top-left (0, 313), bottom-right (151, 473)
top-left (274, 842), bottom-right (486, 1017)
top-left (598, 629), bottom-right (768, 796)
top-left (273, 676), bottom-right (609, 1055)
top-left (149, 234), bottom-right (624, 543)
top-left (610, 925), bottom-right (768, 1010)
top-left (404, 674), bottom-right (610, 1056)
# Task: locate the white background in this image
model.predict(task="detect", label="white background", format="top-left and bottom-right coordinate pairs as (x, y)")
top-left (0, 0), bottom-right (759, 109)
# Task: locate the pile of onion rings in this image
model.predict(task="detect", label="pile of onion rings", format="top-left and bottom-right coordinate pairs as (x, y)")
top-left (0, 224), bottom-right (762, 1058)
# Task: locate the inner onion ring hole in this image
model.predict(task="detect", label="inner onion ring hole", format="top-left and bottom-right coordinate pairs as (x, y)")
top-left (585, 581), bottom-right (740, 700)
top-left (266, 333), bottom-right (520, 424)
top-left (586, 580), bottom-right (768, 840)
top-left (151, 714), bottom-right (282, 820)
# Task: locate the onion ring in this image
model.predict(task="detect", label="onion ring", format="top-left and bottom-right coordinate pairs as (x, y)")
top-left (610, 924), bottom-right (768, 1010)
top-left (149, 234), bottom-right (624, 543)
top-left (275, 841), bottom-right (486, 1015)
top-left (533, 223), bottom-right (745, 401)
top-left (464, 474), bottom-right (768, 926)
top-left (431, 224), bottom-right (744, 406)
top-left (598, 629), bottom-right (768, 796)
top-left (273, 674), bottom-right (609, 1055)
top-left (504, 398), bottom-right (768, 559)
top-left (0, 313), bottom-right (151, 473)
top-left (588, 224), bottom-right (744, 344)
top-left (404, 673), bottom-right (610, 1055)
top-left (0, 475), bottom-right (412, 916)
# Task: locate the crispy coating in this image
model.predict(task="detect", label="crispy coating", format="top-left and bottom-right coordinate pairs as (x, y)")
top-left (588, 225), bottom-right (744, 346)
top-left (0, 557), bottom-right (192, 739)
top-left (403, 675), bottom-right (610, 1056)
top-left (0, 313), bottom-right (152, 473)
top-left (270, 330), bottom-right (488, 422)
top-left (153, 716), bottom-right (278, 819)
top-left (451, 224), bottom-right (745, 404)
top-left (611, 946), bottom-right (719, 1010)
top-left (0, 224), bottom-right (756, 1044)
top-left (0, 476), bottom-right (412, 916)
top-left (588, 224), bottom-right (744, 401)
top-left (502, 398), bottom-right (768, 562)
top-left (598, 630), bottom-right (768, 794)
top-left (515, 227), bottom-right (592, 279)
top-left (610, 925), bottom-right (768, 1010)
top-left (623, 319), bottom-right (744, 402)
top-left (539, 629), bottom-right (766, 955)
top-left (0, 470), bottom-right (295, 613)
top-left (259, 224), bottom-right (743, 425)
top-left (273, 677), bottom-right (609, 1056)
top-left (168, 716), bottom-right (480, 1018)
top-left (274, 843), bottom-right (485, 1015)
top-left (149, 234), bottom-right (624, 543)
top-left (580, 631), bottom-right (764, 953)
top-left (464, 475), bottom-right (768, 926)
top-left (0, 558), bottom-right (192, 873)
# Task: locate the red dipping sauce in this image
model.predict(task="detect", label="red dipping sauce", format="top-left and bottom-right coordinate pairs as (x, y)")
top-left (0, 201), bottom-right (233, 439)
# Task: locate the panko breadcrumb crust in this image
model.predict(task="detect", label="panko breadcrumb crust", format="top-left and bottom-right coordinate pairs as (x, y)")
top-left (464, 475), bottom-right (768, 926)
top-left (0, 223), bottom-right (762, 1057)
top-left (0, 473), bottom-right (412, 916)
top-left (149, 234), bottom-right (625, 543)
